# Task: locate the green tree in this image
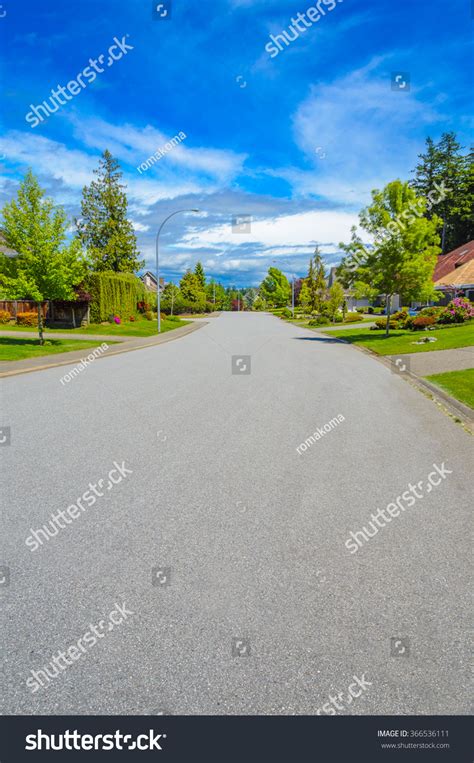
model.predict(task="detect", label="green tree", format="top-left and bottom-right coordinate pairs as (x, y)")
top-left (411, 132), bottom-right (472, 252)
top-left (327, 282), bottom-right (345, 322)
top-left (259, 267), bottom-right (291, 307)
top-left (342, 180), bottom-right (442, 336)
top-left (0, 171), bottom-right (86, 344)
top-left (162, 281), bottom-right (180, 314)
top-left (194, 261), bottom-right (206, 289)
top-left (298, 248), bottom-right (326, 312)
top-left (179, 269), bottom-right (203, 303)
top-left (76, 150), bottom-right (143, 273)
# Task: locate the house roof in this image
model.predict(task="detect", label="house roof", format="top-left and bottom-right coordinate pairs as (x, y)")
top-left (0, 231), bottom-right (19, 258)
top-left (141, 270), bottom-right (157, 282)
top-left (432, 240), bottom-right (474, 281)
top-left (434, 259), bottom-right (474, 288)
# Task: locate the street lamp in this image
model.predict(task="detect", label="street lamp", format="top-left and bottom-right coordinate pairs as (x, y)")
top-left (155, 208), bottom-right (200, 333)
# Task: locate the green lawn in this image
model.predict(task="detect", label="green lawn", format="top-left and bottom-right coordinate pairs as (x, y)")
top-left (0, 337), bottom-right (115, 362)
top-left (318, 322), bottom-right (474, 355)
top-left (425, 369), bottom-right (474, 409)
top-left (0, 316), bottom-right (189, 338)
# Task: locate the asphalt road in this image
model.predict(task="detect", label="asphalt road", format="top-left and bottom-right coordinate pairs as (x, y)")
top-left (1, 312), bottom-right (472, 715)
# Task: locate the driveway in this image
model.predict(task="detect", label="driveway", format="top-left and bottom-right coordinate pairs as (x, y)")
top-left (1, 312), bottom-right (471, 715)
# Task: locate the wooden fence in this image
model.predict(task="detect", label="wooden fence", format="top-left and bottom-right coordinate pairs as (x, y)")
top-left (0, 300), bottom-right (48, 317)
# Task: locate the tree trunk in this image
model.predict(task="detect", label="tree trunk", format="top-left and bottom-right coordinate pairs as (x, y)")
top-left (37, 302), bottom-right (44, 345)
top-left (385, 294), bottom-right (392, 337)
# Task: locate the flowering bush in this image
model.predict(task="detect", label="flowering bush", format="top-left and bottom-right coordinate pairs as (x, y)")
top-left (114, 316), bottom-right (121, 325)
top-left (437, 297), bottom-right (474, 324)
top-left (412, 315), bottom-right (436, 330)
top-left (17, 311), bottom-right (38, 326)
top-left (0, 309), bottom-right (12, 323)
top-left (129, 316), bottom-right (135, 322)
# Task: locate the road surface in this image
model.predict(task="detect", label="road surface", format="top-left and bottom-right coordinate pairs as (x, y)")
top-left (1, 312), bottom-right (471, 715)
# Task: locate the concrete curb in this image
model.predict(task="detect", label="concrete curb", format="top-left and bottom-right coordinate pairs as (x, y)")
top-left (0, 321), bottom-right (206, 379)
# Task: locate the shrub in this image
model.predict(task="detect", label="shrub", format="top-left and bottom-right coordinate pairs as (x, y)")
top-left (418, 306), bottom-right (443, 317)
top-left (17, 311), bottom-right (38, 326)
top-left (437, 297), bottom-right (474, 324)
top-left (374, 318), bottom-right (398, 330)
top-left (113, 316), bottom-right (121, 325)
top-left (373, 307), bottom-right (384, 315)
top-left (367, 306), bottom-right (374, 314)
top-left (280, 307), bottom-right (292, 319)
top-left (0, 309), bottom-right (12, 323)
top-left (412, 315), bottom-right (436, 330)
top-left (84, 271), bottom-right (147, 322)
top-left (308, 316), bottom-right (331, 326)
top-left (389, 310), bottom-right (411, 329)
top-left (144, 310), bottom-right (154, 321)
top-left (129, 316), bottom-right (135, 322)
top-left (333, 314), bottom-right (343, 323)
top-left (345, 312), bottom-right (361, 322)
top-left (356, 307), bottom-right (365, 313)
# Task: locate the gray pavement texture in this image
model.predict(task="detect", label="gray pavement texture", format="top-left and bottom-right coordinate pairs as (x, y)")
top-left (0, 312), bottom-right (472, 715)
top-left (387, 347), bottom-right (474, 376)
top-left (0, 322), bottom-right (201, 376)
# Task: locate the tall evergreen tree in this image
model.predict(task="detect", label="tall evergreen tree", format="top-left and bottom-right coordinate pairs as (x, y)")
top-left (194, 261), bottom-right (206, 289)
top-left (411, 132), bottom-right (472, 252)
top-left (76, 150), bottom-right (143, 272)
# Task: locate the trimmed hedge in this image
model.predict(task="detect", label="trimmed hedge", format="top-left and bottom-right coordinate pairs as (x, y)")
top-left (84, 272), bottom-right (147, 323)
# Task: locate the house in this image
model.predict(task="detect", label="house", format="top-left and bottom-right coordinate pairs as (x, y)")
top-left (140, 271), bottom-right (165, 292)
top-left (0, 230), bottom-right (19, 258)
top-left (432, 240), bottom-right (474, 304)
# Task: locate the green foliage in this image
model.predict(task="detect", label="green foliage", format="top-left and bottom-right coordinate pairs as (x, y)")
top-left (280, 307), bottom-right (292, 319)
top-left (84, 271), bottom-right (146, 322)
top-left (340, 180), bottom-right (442, 335)
top-left (345, 312), bottom-right (362, 322)
top-left (179, 269), bottom-right (206, 305)
top-left (76, 150), bottom-right (143, 273)
top-left (194, 261), bottom-right (206, 289)
top-left (299, 248), bottom-right (326, 312)
top-left (308, 315), bottom-right (331, 326)
top-left (260, 267), bottom-right (291, 307)
top-left (411, 133), bottom-right (473, 252)
top-left (0, 170), bottom-right (87, 343)
top-left (437, 297), bottom-right (474, 324)
top-left (327, 282), bottom-right (345, 321)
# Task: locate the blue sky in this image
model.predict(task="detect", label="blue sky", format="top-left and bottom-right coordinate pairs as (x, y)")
top-left (0, 0), bottom-right (472, 285)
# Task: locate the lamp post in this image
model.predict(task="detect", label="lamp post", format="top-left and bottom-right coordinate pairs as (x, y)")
top-left (155, 208), bottom-right (200, 333)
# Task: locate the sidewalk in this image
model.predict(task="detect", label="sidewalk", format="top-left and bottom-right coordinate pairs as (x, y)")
top-left (0, 322), bottom-right (205, 377)
top-left (387, 346), bottom-right (474, 375)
